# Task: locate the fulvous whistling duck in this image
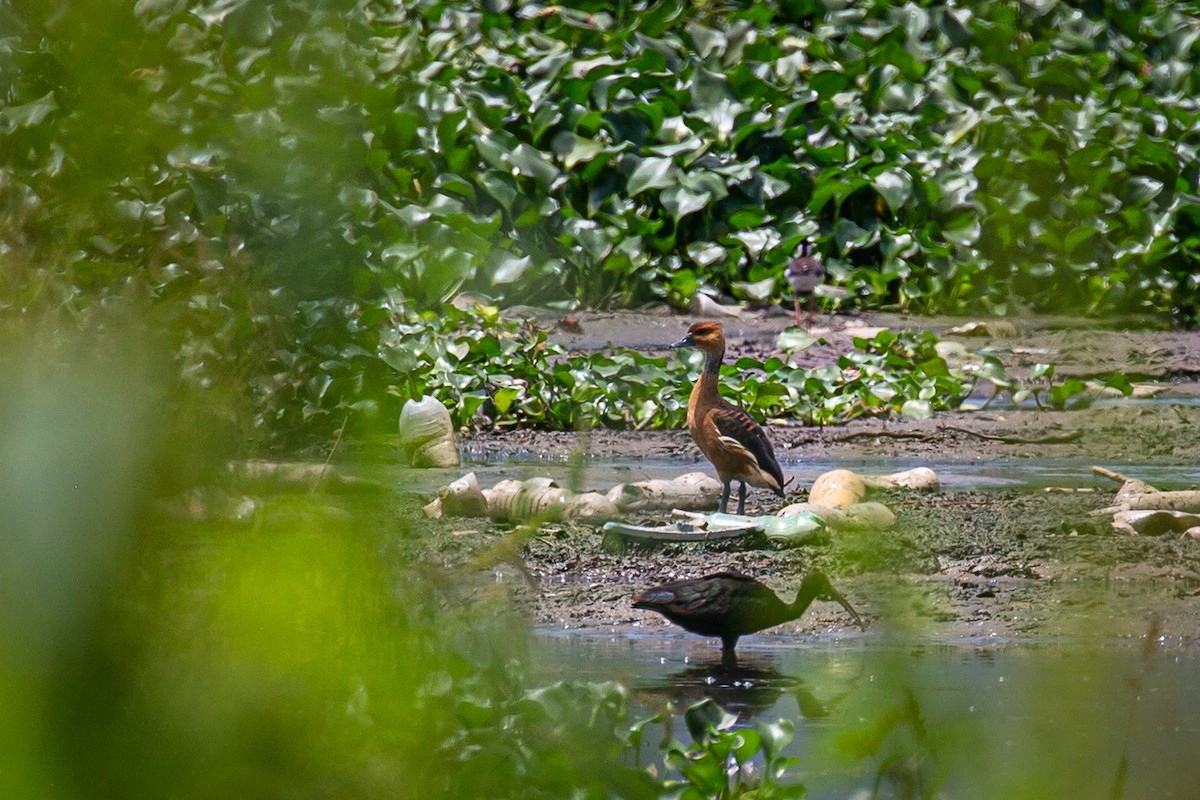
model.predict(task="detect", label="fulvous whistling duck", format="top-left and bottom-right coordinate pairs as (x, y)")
top-left (633, 570), bottom-right (863, 663)
top-left (672, 320), bottom-right (785, 515)
top-left (785, 240), bottom-right (824, 329)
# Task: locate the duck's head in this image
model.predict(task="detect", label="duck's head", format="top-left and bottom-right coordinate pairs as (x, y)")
top-left (672, 321), bottom-right (725, 355)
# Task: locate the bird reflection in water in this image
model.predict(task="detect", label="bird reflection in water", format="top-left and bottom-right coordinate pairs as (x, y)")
top-left (633, 650), bottom-right (855, 724)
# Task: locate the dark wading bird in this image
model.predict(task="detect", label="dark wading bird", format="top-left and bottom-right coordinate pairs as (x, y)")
top-left (785, 240), bottom-right (824, 329)
top-left (673, 321), bottom-right (785, 515)
top-left (634, 571), bottom-right (864, 664)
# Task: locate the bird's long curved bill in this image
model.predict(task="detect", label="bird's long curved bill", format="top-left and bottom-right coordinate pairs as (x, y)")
top-left (828, 588), bottom-right (866, 631)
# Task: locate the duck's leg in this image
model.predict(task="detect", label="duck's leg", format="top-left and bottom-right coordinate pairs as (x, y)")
top-left (736, 481), bottom-right (747, 515)
top-left (793, 295), bottom-right (802, 327)
top-left (806, 294), bottom-right (815, 329)
top-left (718, 481), bottom-right (731, 514)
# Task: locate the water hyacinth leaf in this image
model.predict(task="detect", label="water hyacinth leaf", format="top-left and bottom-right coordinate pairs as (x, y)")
top-left (492, 386), bottom-right (522, 414)
top-left (1123, 176), bottom-right (1164, 206)
top-left (729, 228), bottom-right (779, 257)
top-left (834, 219), bottom-right (879, 252)
top-left (778, 328), bottom-right (817, 351)
top-left (687, 241), bottom-right (726, 268)
top-left (1030, 363), bottom-right (1054, 381)
top-left (684, 699), bottom-right (736, 741)
top-left (550, 131), bottom-right (608, 169)
top-left (1104, 374), bottom-right (1134, 396)
top-left (478, 171), bottom-right (517, 212)
top-left (756, 718), bottom-right (795, 761)
top-left (508, 144), bottom-right (560, 188)
top-left (873, 168), bottom-right (913, 211)
top-left (978, 356), bottom-right (1013, 388)
top-left (0, 91), bottom-right (57, 133)
top-left (1049, 378), bottom-right (1087, 409)
top-left (732, 277), bottom-right (776, 301)
top-left (433, 173), bottom-right (477, 201)
top-left (661, 184), bottom-right (711, 220)
top-left (487, 252), bottom-right (532, 284)
top-left (900, 398), bottom-right (933, 419)
top-left (626, 156), bottom-right (677, 195)
top-left (728, 206), bottom-right (771, 230)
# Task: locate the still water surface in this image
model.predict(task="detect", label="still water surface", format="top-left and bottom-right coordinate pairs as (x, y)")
top-left (532, 629), bottom-right (1200, 799)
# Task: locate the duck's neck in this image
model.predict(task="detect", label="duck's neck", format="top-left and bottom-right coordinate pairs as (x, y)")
top-left (693, 349), bottom-right (724, 401)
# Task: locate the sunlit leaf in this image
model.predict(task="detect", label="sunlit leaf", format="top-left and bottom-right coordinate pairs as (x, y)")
top-left (626, 156), bottom-right (677, 195)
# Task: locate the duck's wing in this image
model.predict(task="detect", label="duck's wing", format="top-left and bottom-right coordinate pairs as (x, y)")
top-left (710, 404), bottom-right (785, 492)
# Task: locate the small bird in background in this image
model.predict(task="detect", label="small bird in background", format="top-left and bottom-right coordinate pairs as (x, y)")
top-left (633, 570), bottom-right (864, 664)
top-left (672, 321), bottom-right (785, 515)
top-left (785, 240), bottom-right (824, 329)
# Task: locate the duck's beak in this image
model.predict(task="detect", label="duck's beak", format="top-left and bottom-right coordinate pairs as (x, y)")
top-left (671, 333), bottom-right (695, 349)
top-left (824, 588), bottom-right (866, 631)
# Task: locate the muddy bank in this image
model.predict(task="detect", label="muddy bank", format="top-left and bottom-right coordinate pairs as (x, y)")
top-left (408, 310), bottom-right (1200, 647)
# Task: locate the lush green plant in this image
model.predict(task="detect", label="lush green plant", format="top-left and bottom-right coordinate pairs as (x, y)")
top-left (2, 0), bottom-right (1196, 452)
top-left (969, 356), bottom-right (1133, 410)
top-left (654, 699), bottom-right (807, 800)
top-left (359, 305), bottom-right (970, 438)
top-left (5, 0), bottom-right (1200, 324)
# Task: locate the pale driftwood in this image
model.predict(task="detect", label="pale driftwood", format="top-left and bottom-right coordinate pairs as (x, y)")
top-left (438, 471), bottom-right (488, 517)
top-left (808, 469), bottom-right (866, 510)
top-left (564, 492), bottom-right (620, 523)
top-left (1090, 466), bottom-right (1200, 516)
top-left (1112, 510), bottom-right (1200, 537)
top-left (1090, 466), bottom-right (1200, 533)
top-left (1094, 491), bottom-right (1200, 516)
top-left (232, 460), bottom-right (383, 492)
top-left (484, 478), bottom-right (569, 523)
top-left (431, 474), bottom-right (621, 524)
top-left (690, 292), bottom-right (744, 318)
top-left (398, 396), bottom-right (460, 468)
top-left (1092, 466), bottom-right (1131, 484)
top-left (606, 472), bottom-right (722, 513)
top-left (861, 467), bottom-right (940, 491)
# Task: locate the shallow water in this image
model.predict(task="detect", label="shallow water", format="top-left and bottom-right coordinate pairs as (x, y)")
top-left (532, 629), bottom-right (1200, 799)
top-left (391, 454), bottom-right (1200, 495)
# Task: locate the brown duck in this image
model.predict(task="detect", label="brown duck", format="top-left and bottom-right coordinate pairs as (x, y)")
top-left (673, 321), bottom-right (785, 514)
top-left (633, 571), bottom-right (864, 660)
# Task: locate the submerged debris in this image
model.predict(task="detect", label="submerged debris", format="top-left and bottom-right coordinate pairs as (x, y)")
top-left (1092, 466), bottom-right (1200, 536)
top-left (423, 471), bottom-right (720, 523)
top-left (399, 396), bottom-right (460, 468)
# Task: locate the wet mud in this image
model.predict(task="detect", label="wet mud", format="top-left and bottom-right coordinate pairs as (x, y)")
top-left (405, 310), bottom-right (1200, 646)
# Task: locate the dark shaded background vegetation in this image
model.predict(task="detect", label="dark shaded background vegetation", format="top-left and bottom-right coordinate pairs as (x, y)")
top-left (3, 0), bottom-right (1198, 449)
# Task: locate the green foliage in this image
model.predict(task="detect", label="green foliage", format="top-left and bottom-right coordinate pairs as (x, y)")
top-left (971, 357), bottom-right (1132, 410)
top-left (2, 0), bottom-right (1197, 449)
top-left (658, 699), bottom-right (807, 799)
top-left (330, 304), bottom-right (968, 438)
top-left (4, 0), bottom-right (1200, 325)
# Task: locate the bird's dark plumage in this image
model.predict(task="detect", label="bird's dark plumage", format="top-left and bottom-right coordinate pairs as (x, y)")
top-left (634, 571), bottom-right (864, 661)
